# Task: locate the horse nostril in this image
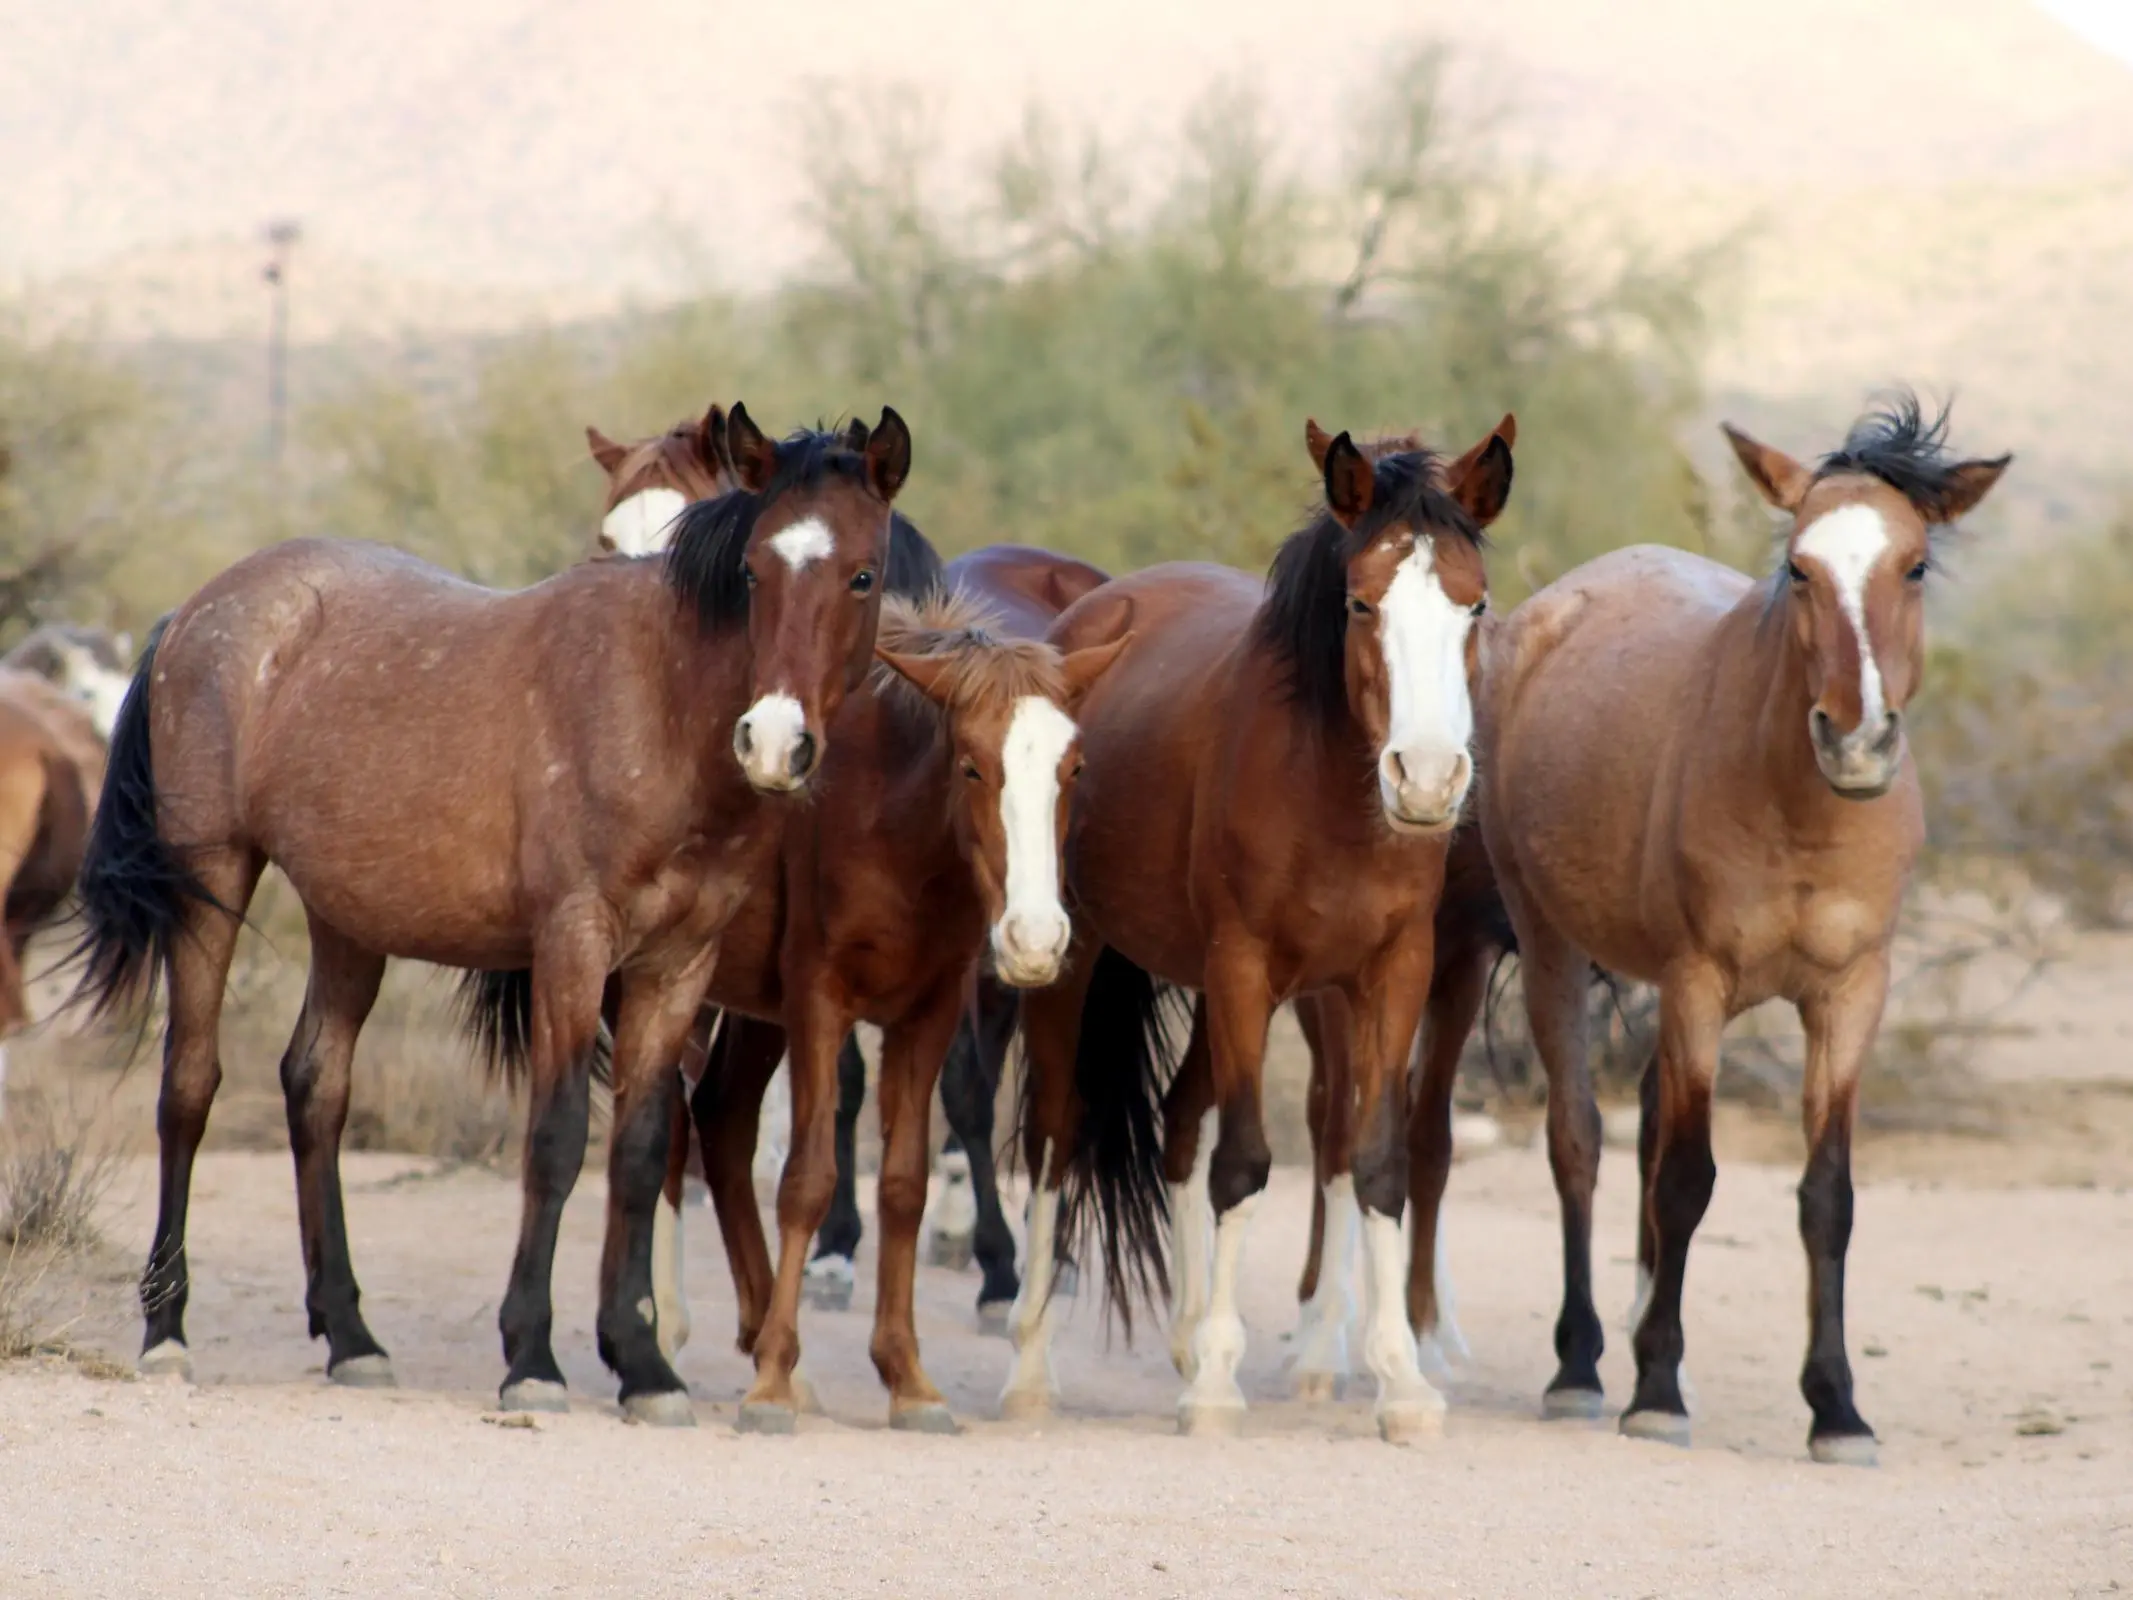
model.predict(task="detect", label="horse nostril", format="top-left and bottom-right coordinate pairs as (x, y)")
top-left (789, 731), bottom-right (817, 780)
top-left (1810, 708), bottom-right (1834, 747)
top-left (734, 721), bottom-right (754, 759)
top-left (1874, 712), bottom-right (1902, 754)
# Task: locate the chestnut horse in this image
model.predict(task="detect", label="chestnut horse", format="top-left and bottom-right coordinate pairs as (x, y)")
top-left (69, 408), bottom-right (914, 1422)
top-left (1476, 395), bottom-right (2007, 1462)
top-left (537, 592), bottom-right (1120, 1431)
top-left (1003, 416), bottom-right (1513, 1441)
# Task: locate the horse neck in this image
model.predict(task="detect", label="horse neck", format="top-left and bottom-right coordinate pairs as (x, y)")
top-left (1715, 589), bottom-right (1856, 834)
top-left (863, 690), bottom-right (968, 883)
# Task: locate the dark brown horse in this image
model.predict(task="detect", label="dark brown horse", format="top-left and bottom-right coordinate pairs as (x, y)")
top-left (70, 408), bottom-right (913, 1423)
top-left (1002, 416), bottom-right (1513, 1441)
top-left (585, 407), bottom-right (735, 554)
top-left (1474, 395), bottom-right (2006, 1462)
top-left (560, 592), bottom-right (1125, 1431)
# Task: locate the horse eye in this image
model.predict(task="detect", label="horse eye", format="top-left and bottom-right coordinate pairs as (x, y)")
top-left (1070, 756), bottom-right (1086, 779)
top-left (742, 566), bottom-right (759, 589)
top-left (1786, 561), bottom-right (1808, 586)
top-left (960, 759), bottom-right (981, 782)
top-left (1347, 595), bottom-right (1372, 618)
top-left (1471, 597), bottom-right (1488, 618)
top-left (850, 569), bottom-right (876, 595)
top-left (1905, 560), bottom-right (1929, 584)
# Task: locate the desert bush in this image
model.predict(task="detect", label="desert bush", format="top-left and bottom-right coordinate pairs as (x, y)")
top-left (0, 1092), bottom-right (122, 1253)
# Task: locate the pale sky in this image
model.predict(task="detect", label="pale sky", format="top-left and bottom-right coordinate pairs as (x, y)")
top-left (2035, 0), bottom-right (2133, 62)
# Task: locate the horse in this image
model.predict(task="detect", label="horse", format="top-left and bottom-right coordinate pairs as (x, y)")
top-left (1001, 415), bottom-right (1514, 1441)
top-left (2, 622), bottom-right (136, 741)
top-left (585, 407), bottom-right (736, 554)
top-left (68, 406), bottom-right (915, 1424)
top-left (534, 591), bottom-right (1122, 1431)
top-left (1472, 393), bottom-right (2007, 1462)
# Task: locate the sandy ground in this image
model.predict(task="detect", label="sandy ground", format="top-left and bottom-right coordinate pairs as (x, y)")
top-left (3, 1139), bottom-right (2130, 1598)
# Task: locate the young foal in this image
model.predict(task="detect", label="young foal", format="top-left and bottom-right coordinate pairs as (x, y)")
top-left (616, 594), bottom-right (1124, 1431)
top-left (70, 408), bottom-right (913, 1422)
top-left (1480, 395), bottom-right (2007, 1461)
top-left (1004, 417), bottom-right (1513, 1441)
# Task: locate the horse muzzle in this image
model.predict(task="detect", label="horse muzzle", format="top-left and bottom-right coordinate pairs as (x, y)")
top-left (733, 693), bottom-right (820, 793)
top-left (1811, 708), bottom-right (1902, 800)
top-left (1379, 747), bottom-right (1471, 834)
top-left (991, 910), bottom-right (1071, 988)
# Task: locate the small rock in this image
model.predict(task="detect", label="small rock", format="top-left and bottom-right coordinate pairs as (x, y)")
top-left (483, 1412), bottom-right (539, 1431)
top-left (2014, 1407), bottom-right (2065, 1437)
top-left (1863, 1343), bottom-right (1888, 1358)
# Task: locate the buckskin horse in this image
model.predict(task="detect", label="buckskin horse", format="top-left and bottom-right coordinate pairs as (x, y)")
top-left (1473, 394), bottom-right (2006, 1462)
top-left (69, 406), bottom-right (914, 1423)
top-left (1002, 415), bottom-right (1514, 1442)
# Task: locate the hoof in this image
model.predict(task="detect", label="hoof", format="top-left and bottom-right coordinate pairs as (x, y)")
top-left (623, 1389), bottom-right (697, 1428)
top-left (498, 1379), bottom-right (571, 1415)
top-left (1810, 1432), bottom-right (1879, 1468)
top-left (1619, 1408), bottom-right (1693, 1448)
top-left (1377, 1397), bottom-right (1447, 1445)
top-left (1177, 1394), bottom-right (1247, 1437)
top-left (976, 1301), bottom-right (1013, 1339)
top-left (998, 1387), bottom-right (1056, 1422)
top-left (926, 1233), bottom-right (975, 1271)
top-left (1541, 1386), bottom-right (1607, 1421)
top-left (328, 1354), bottom-right (396, 1389)
top-left (1294, 1370), bottom-right (1343, 1403)
top-left (138, 1341), bottom-right (193, 1383)
top-left (736, 1400), bottom-right (798, 1436)
top-left (890, 1401), bottom-right (961, 1435)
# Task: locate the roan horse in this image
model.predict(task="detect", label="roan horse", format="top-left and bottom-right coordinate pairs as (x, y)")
top-left (595, 592), bottom-right (1126, 1430)
top-left (1004, 416), bottom-right (1514, 1441)
top-left (1474, 394), bottom-right (2006, 1462)
top-left (70, 407), bottom-right (914, 1422)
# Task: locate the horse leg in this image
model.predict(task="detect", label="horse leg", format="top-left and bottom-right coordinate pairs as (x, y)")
top-left (1158, 998), bottom-right (1215, 1380)
top-left (1620, 970), bottom-right (1726, 1447)
top-left (997, 951), bottom-right (1097, 1419)
top-left (689, 1013), bottom-right (785, 1358)
top-left (944, 977), bottom-right (1021, 1329)
top-left (1290, 991), bottom-right (1361, 1403)
top-left (138, 848), bottom-right (263, 1380)
top-left (495, 918), bottom-right (612, 1413)
top-left (1176, 938), bottom-right (1274, 1437)
top-left (803, 1031), bottom-right (868, 1311)
top-left (870, 983), bottom-right (968, 1432)
top-left (1513, 918), bottom-right (1605, 1418)
top-left (1345, 939), bottom-right (1445, 1445)
top-left (278, 918), bottom-right (391, 1385)
top-left (1793, 957), bottom-right (1887, 1466)
top-left (594, 955), bottom-right (718, 1425)
top-left (1408, 940), bottom-right (1488, 1370)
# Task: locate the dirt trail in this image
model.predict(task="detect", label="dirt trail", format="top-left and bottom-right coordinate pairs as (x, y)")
top-left (3, 1146), bottom-right (2129, 1596)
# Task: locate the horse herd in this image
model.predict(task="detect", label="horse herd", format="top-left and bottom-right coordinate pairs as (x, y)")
top-left (41, 388), bottom-right (2006, 1466)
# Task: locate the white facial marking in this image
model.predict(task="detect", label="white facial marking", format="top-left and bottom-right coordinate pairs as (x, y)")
top-left (992, 696), bottom-right (1077, 983)
top-left (769, 516), bottom-right (835, 572)
top-left (1794, 503), bottom-right (1891, 732)
top-left (1375, 537), bottom-right (1477, 825)
top-left (736, 691), bottom-right (809, 790)
top-left (600, 487), bottom-right (687, 556)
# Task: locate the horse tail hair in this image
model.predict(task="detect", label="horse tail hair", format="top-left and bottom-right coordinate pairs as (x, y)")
top-left (67, 617), bottom-right (223, 1028)
top-left (1055, 944), bottom-right (1187, 1335)
top-left (453, 967), bottom-right (614, 1091)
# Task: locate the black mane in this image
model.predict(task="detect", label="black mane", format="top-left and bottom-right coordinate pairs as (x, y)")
top-left (1254, 447), bottom-right (1481, 729)
top-left (1814, 391), bottom-right (1973, 522)
top-left (663, 424), bottom-right (942, 627)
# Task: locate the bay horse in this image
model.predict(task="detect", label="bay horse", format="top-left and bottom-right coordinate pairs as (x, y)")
top-left (551, 591), bottom-right (1122, 1431)
top-left (69, 406), bottom-right (914, 1423)
top-left (1003, 415), bottom-right (1514, 1441)
top-left (1476, 394), bottom-right (2006, 1462)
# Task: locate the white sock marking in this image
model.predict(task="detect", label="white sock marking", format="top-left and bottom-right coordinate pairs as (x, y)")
top-left (1361, 1209), bottom-right (1444, 1422)
top-left (651, 1194), bottom-right (690, 1358)
top-left (1180, 1188), bottom-right (1258, 1417)
top-left (1168, 1107), bottom-right (1219, 1379)
top-left (1293, 1174), bottom-right (1359, 1388)
top-left (768, 516), bottom-right (834, 571)
top-left (1001, 1142), bottom-right (1061, 1410)
top-left (600, 487), bottom-right (688, 557)
top-left (1794, 503), bottom-right (1892, 732)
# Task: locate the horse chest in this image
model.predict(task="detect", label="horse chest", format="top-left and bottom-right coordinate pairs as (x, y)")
top-left (1702, 874), bottom-right (1890, 999)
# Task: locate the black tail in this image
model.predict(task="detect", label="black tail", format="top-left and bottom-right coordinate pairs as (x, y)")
top-left (453, 967), bottom-right (614, 1090)
top-left (1052, 944), bottom-right (1187, 1335)
top-left (67, 618), bottom-right (222, 1028)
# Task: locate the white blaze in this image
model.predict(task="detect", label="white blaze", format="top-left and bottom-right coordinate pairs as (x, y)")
top-left (1375, 536), bottom-right (1477, 821)
top-left (992, 695), bottom-right (1077, 980)
top-left (600, 487), bottom-right (687, 556)
top-left (769, 516), bottom-right (835, 571)
top-left (1794, 503), bottom-right (1891, 733)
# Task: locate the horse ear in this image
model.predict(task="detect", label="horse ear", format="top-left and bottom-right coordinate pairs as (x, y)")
top-left (1926, 454), bottom-right (2012, 524)
top-left (876, 644), bottom-right (956, 705)
top-left (1322, 431), bottom-right (1375, 528)
top-left (1447, 429), bottom-right (1515, 528)
top-left (726, 402), bottom-right (777, 493)
top-left (864, 407), bottom-right (912, 503)
top-left (1303, 418), bottom-right (1336, 472)
top-left (844, 418), bottom-right (871, 452)
top-left (696, 404), bottom-right (730, 477)
top-left (586, 425), bottom-right (629, 475)
top-left (1058, 632), bottom-right (1131, 711)
top-left (1721, 423), bottom-right (1811, 512)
